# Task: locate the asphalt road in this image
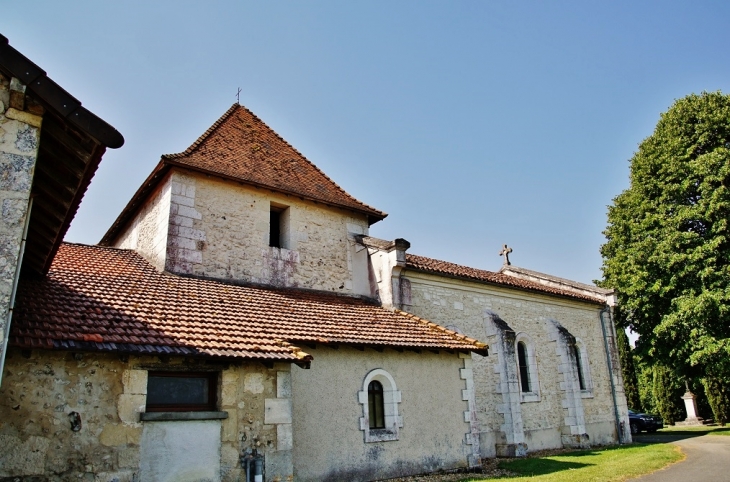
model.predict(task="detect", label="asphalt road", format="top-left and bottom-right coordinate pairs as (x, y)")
top-left (630, 433), bottom-right (730, 482)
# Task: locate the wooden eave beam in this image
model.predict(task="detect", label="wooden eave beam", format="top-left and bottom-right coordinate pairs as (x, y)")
top-left (40, 116), bottom-right (96, 165)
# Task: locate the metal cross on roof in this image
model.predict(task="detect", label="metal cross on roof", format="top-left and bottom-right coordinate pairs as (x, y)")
top-left (499, 244), bottom-right (513, 266)
top-left (236, 87), bottom-right (242, 105)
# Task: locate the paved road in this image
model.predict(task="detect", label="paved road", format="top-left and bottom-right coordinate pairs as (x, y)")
top-left (629, 433), bottom-right (730, 482)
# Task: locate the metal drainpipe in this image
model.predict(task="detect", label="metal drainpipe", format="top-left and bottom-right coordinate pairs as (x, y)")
top-left (0, 197), bottom-right (32, 387)
top-left (599, 305), bottom-right (623, 444)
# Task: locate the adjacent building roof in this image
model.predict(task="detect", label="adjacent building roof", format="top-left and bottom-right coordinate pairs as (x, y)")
top-left (406, 254), bottom-right (606, 304)
top-left (499, 265), bottom-right (614, 302)
top-left (0, 35), bottom-right (124, 275)
top-left (101, 104), bottom-right (386, 245)
top-left (10, 244), bottom-right (488, 365)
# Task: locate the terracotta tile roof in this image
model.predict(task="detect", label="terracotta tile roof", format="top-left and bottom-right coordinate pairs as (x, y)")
top-left (101, 104), bottom-right (386, 244)
top-left (10, 244), bottom-right (487, 363)
top-left (406, 254), bottom-right (605, 304)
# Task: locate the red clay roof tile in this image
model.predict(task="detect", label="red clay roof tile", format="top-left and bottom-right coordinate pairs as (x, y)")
top-left (11, 244), bottom-right (487, 363)
top-left (406, 254), bottom-right (605, 304)
top-left (101, 105), bottom-right (386, 245)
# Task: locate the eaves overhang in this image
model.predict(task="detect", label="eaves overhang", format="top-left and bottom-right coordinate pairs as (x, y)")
top-left (0, 35), bottom-right (124, 276)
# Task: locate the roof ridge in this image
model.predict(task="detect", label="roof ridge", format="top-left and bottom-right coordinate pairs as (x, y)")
top-left (162, 103), bottom-right (240, 159)
top-left (500, 265), bottom-right (613, 294)
top-left (166, 104), bottom-right (384, 216)
top-left (239, 106), bottom-right (384, 215)
top-left (406, 253), bottom-right (605, 304)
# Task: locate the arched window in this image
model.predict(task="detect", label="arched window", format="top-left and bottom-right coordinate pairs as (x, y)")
top-left (515, 333), bottom-right (540, 402)
top-left (572, 338), bottom-right (593, 396)
top-left (573, 345), bottom-right (586, 391)
top-left (368, 381), bottom-right (385, 429)
top-left (517, 341), bottom-right (531, 392)
top-left (358, 369), bottom-right (403, 442)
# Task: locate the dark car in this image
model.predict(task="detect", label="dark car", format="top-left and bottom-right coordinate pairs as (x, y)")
top-left (628, 409), bottom-right (663, 434)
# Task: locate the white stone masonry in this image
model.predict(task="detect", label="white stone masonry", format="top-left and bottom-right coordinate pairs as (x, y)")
top-left (460, 352), bottom-right (481, 467)
top-left (166, 179), bottom-right (205, 274)
top-left (485, 310), bottom-right (527, 457)
top-left (545, 318), bottom-right (589, 448)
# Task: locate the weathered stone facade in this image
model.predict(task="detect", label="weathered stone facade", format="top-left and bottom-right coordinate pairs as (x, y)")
top-left (0, 348), bottom-right (294, 481)
top-left (113, 170), bottom-right (372, 295)
top-left (290, 346), bottom-right (474, 482)
top-left (399, 270), bottom-right (630, 455)
top-left (0, 73), bottom-right (41, 384)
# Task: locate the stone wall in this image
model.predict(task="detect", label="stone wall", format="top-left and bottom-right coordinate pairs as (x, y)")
top-left (112, 169), bottom-right (372, 295)
top-left (0, 73), bottom-right (42, 383)
top-left (0, 347), bottom-right (294, 482)
top-left (113, 175), bottom-right (172, 271)
top-left (402, 271), bottom-right (627, 455)
top-left (290, 345), bottom-right (472, 482)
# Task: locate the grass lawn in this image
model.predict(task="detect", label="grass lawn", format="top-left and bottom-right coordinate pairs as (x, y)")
top-left (463, 443), bottom-right (682, 482)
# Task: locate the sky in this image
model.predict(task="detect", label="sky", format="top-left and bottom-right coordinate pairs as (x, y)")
top-left (3, 1), bottom-right (730, 285)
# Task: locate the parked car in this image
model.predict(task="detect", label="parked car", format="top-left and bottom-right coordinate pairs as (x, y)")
top-left (628, 409), bottom-right (664, 434)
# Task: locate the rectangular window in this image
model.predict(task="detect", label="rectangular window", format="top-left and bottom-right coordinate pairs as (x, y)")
top-left (146, 371), bottom-right (218, 412)
top-left (269, 203), bottom-right (290, 249)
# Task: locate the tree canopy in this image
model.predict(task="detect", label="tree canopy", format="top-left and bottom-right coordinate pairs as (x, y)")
top-left (601, 92), bottom-right (730, 422)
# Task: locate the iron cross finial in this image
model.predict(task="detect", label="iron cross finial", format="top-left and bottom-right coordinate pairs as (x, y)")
top-left (499, 244), bottom-right (513, 266)
top-left (236, 87), bottom-right (242, 105)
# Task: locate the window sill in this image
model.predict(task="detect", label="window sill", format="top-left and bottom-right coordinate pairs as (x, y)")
top-left (580, 390), bottom-right (594, 399)
top-left (520, 392), bottom-right (541, 403)
top-left (365, 428), bottom-right (399, 443)
top-left (140, 411), bottom-right (229, 422)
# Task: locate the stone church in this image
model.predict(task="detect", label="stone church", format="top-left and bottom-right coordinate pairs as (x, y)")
top-left (0, 37), bottom-right (630, 482)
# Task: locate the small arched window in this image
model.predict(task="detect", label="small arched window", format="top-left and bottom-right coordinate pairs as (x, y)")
top-left (571, 337), bottom-right (595, 396)
top-left (517, 341), bottom-right (531, 393)
top-left (368, 381), bottom-right (385, 429)
top-left (515, 333), bottom-right (540, 402)
top-left (358, 369), bottom-right (403, 442)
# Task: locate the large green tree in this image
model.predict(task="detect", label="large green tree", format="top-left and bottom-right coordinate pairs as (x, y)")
top-left (601, 92), bottom-right (730, 424)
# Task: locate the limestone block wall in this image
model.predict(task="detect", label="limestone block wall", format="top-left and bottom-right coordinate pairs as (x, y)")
top-left (290, 346), bottom-right (472, 482)
top-left (112, 169), bottom-right (372, 294)
top-left (172, 170), bottom-right (370, 293)
top-left (0, 348), bottom-right (293, 482)
top-left (403, 271), bottom-right (623, 453)
top-left (0, 73), bottom-right (41, 381)
top-left (113, 174), bottom-right (173, 271)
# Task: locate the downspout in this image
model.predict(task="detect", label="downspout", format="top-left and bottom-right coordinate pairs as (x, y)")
top-left (0, 197), bottom-right (32, 387)
top-left (599, 304), bottom-right (623, 444)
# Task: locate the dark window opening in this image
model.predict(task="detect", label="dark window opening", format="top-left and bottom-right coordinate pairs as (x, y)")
top-left (574, 346), bottom-right (586, 391)
top-left (368, 380), bottom-right (385, 429)
top-left (517, 341), bottom-right (531, 392)
top-left (270, 210), bottom-right (281, 248)
top-left (146, 371), bottom-right (218, 412)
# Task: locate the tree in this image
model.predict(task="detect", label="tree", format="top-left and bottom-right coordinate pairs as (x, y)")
top-left (601, 92), bottom-right (730, 424)
top-left (616, 316), bottom-right (641, 410)
top-left (652, 364), bottom-right (685, 424)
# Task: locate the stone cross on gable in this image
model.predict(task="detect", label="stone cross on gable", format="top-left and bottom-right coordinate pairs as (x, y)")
top-left (499, 244), bottom-right (513, 266)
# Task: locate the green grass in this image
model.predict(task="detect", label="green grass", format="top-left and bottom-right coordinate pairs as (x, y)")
top-left (463, 444), bottom-right (682, 482)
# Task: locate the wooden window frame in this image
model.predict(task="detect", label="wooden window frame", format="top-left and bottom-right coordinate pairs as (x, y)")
top-left (146, 371), bottom-right (218, 412)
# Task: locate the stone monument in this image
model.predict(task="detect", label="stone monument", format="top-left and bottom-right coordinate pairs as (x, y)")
top-left (675, 381), bottom-right (705, 426)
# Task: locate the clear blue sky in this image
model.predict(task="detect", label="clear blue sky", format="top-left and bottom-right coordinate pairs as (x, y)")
top-left (3, 1), bottom-right (730, 285)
